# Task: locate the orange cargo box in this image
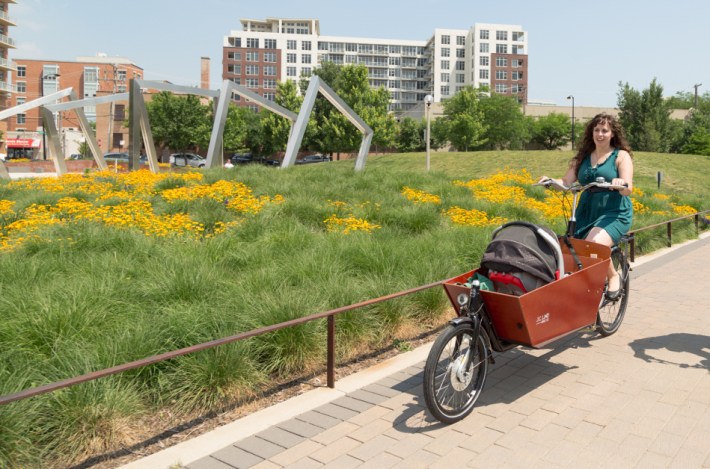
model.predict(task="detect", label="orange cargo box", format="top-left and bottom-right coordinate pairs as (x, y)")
top-left (443, 238), bottom-right (611, 348)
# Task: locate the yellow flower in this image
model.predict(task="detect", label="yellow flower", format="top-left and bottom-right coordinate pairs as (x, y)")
top-left (401, 187), bottom-right (441, 204)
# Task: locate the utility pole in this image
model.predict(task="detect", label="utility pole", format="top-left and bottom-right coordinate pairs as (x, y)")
top-left (693, 83), bottom-right (702, 108)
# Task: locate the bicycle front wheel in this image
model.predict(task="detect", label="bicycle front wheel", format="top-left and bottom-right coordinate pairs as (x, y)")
top-left (597, 247), bottom-right (630, 336)
top-left (423, 324), bottom-right (489, 424)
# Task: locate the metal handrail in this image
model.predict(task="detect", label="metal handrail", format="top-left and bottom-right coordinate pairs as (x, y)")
top-left (627, 209), bottom-right (709, 262)
top-left (1, 210), bottom-right (708, 406)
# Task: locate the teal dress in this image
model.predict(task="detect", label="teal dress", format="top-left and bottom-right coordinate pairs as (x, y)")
top-left (574, 148), bottom-right (632, 244)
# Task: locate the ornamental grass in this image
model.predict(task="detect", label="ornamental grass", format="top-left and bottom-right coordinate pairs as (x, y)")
top-left (0, 151), bottom-right (707, 467)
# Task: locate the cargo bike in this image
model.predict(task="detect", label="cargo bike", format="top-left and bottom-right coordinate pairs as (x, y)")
top-left (423, 179), bottom-right (632, 424)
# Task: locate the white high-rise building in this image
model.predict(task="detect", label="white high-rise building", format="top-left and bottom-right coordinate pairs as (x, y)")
top-left (222, 18), bottom-right (527, 114)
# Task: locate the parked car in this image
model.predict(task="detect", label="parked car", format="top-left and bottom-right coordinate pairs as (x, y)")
top-left (230, 153), bottom-right (281, 167)
top-left (170, 153), bottom-right (206, 168)
top-left (69, 154), bottom-right (84, 160)
top-left (295, 154), bottom-right (331, 164)
top-left (103, 152), bottom-right (130, 163)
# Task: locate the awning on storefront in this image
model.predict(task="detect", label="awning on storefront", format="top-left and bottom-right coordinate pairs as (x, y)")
top-left (6, 138), bottom-right (41, 148)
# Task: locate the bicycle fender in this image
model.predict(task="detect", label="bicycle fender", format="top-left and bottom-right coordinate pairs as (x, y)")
top-left (449, 316), bottom-right (476, 328)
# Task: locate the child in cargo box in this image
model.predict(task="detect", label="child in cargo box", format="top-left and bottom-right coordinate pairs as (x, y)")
top-left (538, 113), bottom-right (633, 300)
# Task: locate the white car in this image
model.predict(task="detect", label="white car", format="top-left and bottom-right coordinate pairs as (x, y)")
top-left (170, 153), bottom-right (206, 168)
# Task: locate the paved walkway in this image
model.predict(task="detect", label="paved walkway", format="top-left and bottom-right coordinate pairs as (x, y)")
top-left (124, 234), bottom-right (710, 469)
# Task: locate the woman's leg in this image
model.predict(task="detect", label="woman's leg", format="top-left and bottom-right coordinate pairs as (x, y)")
top-left (585, 227), bottom-right (620, 292)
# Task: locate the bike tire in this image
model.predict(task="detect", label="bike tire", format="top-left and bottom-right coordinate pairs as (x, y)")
top-left (423, 323), bottom-right (489, 424)
top-left (597, 247), bottom-right (630, 336)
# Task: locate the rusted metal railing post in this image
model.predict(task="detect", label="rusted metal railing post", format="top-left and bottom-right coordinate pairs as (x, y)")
top-left (327, 315), bottom-right (335, 388)
top-left (667, 223), bottom-right (672, 247)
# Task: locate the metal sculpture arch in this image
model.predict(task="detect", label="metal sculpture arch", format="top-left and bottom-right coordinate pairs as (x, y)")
top-left (0, 76), bottom-right (373, 178)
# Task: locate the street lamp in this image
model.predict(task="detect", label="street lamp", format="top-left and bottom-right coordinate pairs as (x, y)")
top-left (693, 83), bottom-right (702, 108)
top-left (566, 95), bottom-right (575, 150)
top-left (424, 94), bottom-right (433, 171)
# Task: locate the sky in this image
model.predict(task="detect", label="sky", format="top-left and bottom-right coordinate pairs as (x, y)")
top-left (10, 0), bottom-right (710, 108)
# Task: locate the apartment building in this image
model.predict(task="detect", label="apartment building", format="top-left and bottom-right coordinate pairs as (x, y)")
top-left (222, 17), bottom-right (528, 115)
top-left (6, 56), bottom-right (143, 159)
top-left (0, 0), bottom-right (16, 155)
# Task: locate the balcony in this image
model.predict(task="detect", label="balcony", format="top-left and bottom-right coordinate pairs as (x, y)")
top-left (0, 79), bottom-right (16, 94)
top-left (0, 56), bottom-right (14, 72)
top-left (0, 10), bottom-right (16, 27)
top-left (0, 33), bottom-right (15, 48)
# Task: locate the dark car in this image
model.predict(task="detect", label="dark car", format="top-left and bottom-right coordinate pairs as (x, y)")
top-left (295, 154), bottom-right (331, 164)
top-left (231, 153), bottom-right (281, 167)
top-left (170, 153), bottom-right (206, 168)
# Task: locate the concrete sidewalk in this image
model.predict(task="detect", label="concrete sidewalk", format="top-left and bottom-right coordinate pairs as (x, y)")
top-left (123, 234), bottom-right (710, 469)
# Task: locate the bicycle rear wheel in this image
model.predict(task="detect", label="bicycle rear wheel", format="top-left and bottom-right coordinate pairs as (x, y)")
top-left (597, 247), bottom-right (629, 336)
top-left (423, 324), bottom-right (489, 424)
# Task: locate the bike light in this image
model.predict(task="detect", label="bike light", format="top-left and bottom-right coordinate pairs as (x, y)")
top-left (457, 293), bottom-right (469, 306)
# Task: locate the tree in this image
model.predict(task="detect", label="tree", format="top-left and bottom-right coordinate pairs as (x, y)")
top-left (260, 79), bottom-right (302, 156)
top-left (146, 92), bottom-right (212, 153)
top-left (617, 78), bottom-right (672, 152)
top-left (478, 93), bottom-right (528, 150)
top-left (529, 112), bottom-right (570, 150)
top-left (440, 86), bottom-right (487, 151)
top-left (395, 117), bottom-right (424, 152)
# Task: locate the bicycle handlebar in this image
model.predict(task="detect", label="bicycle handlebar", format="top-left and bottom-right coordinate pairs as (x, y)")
top-left (534, 178), bottom-right (627, 193)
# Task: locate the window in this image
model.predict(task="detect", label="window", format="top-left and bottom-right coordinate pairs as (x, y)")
top-left (302, 54), bottom-right (311, 64)
top-left (479, 69), bottom-right (489, 79)
top-left (512, 59), bottom-right (524, 68)
top-left (246, 78), bottom-right (259, 88)
top-left (17, 66), bottom-right (26, 78)
top-left (512, 71), bottom-right (524, 80)
top-left (480, 30), bottom-right (489, 40)
top-left (456, 74), bottom-right (465, 83)
top-left (441, 85), bottom-right (450, 95)
top-left (263, 52), bottom-right (276, 63)
top-left (228, 64), bottom-right (241, 74)
top-left (441, 60), bottom-right (449, 69)
top-left (302, 67), bottom-right (312, 76)
top-left (389, 56), bottom-right (400, 66)
top-left (117, 69), bottom-right (127, 82)
top-left (495, 83), bottom-right (508, 93)
top-left (17, 113), bottom-right (26, 125)
top-left (496, 57), bottom-right (508, 67)
top-left (441, 35), bottom-right (450, 45)
top-left (114, 104), bottom-right (126, 121)
top-left (512, 45), bottom-right (524, 54)
top-left (287, 53), bottom-right (296, 63)
top-left (480, 43), bottom-right (489, 53)
top-left (441, 47), bottom-right (450, 57)
top-left (246, 38), bottom-right (259, 48)
top-left (264, 38), bottom-right (277, 49)
top-left (456, 48), bottom-right (465, 58)
top-left (246, 51), bottom-right (259, 62)
top-left (229, 37), bottom-right (242, 47)
top-left (16, 81), bottom-right (25, 93)
top-left (231, 77), bottom-right (241, 85)
top-left (441, 73), bottom-right (450, 82)
top-left (228, 51), bottom-right (242, 60)
top-left (286, 66), bottom-right (297, 77)
top-left (513, 31), bottom-right (524, 41)
top-left (496, 31), bottom-right (508, 41)
top-left (495, 70), bottom-right (508, 80)
top-left (496, 44), bottom-right (508, 54)
top-left (263, 79), bottom-right (277, 89)
top-left (264, 92), bottom-right (275, 101)
top-left (480, 56), bottom-right (489, 66)
top-left (117, 84), bottom-right (127, 93)
top-left (302, 41), bottom-right (311, 50)
top-left (263, 65), bottom-right (276, 76)
top-left (457, 35), bottom-right (466, 45)
top-left (287, 40), bottom-right (297, 50)
top-left (246, 65), bottom-right (259, 75)
top-left (389, 45), bottom-right (400, 54)
top-left (456, 61), bottom-right (465, 71)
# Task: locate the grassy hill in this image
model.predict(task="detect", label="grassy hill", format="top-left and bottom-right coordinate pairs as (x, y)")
top-left (0, 150), bottom-right (708, 467)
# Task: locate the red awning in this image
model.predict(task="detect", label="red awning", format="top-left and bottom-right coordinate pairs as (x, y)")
top-left (6, 138), bottom-right (41, 148)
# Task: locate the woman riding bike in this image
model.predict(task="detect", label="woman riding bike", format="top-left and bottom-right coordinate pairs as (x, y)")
top-left (538, 112), bottom-right (633, 299)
